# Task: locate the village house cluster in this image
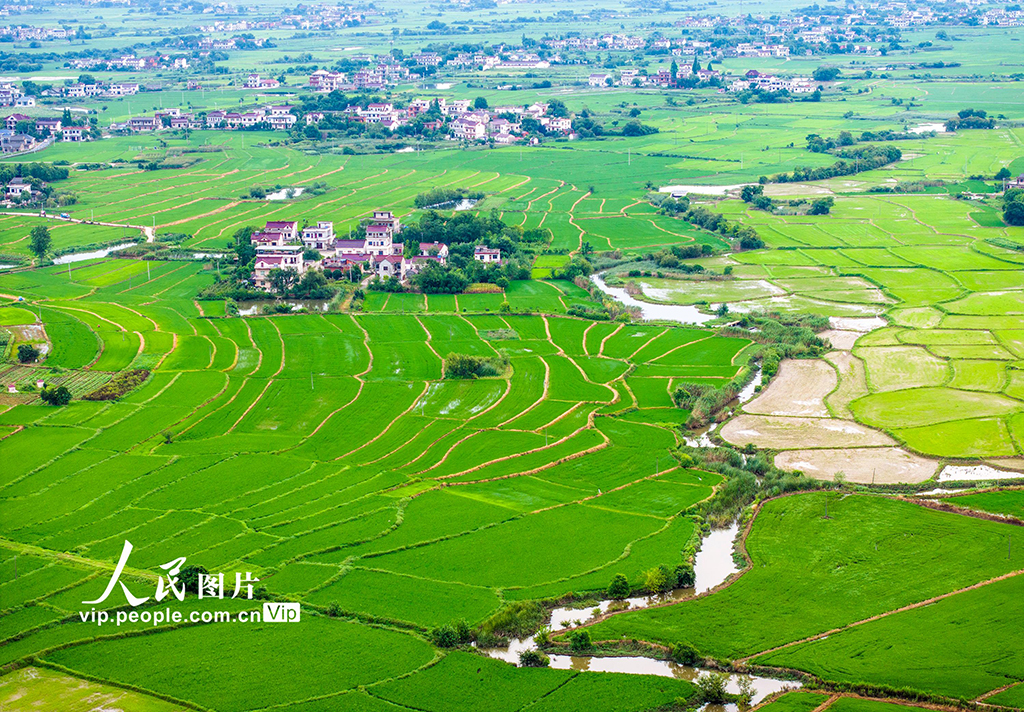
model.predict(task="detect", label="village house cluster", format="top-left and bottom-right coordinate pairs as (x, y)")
top-left (116, 104), bottom-right (296, 133)
top-left (0, 80), bottom-right (35, 108)
top-left (0, 25), bottom-right (74, 41)
top-left (250, 211), bottom-right (499, 290)
top-left (305, 94), bottom-right (569, 143)
top-left (588, 63), bottom-right (720, 88)
top-left (68, 55), bottom-right (189, 72)
top-left (306, 60), bottom-right (412, 92)
top-left (2, 114), bottom-right (92, 151)
top-left (58, 81), bottom-right (140, 98)
top-left (728, 70), bottom-right (816, 94)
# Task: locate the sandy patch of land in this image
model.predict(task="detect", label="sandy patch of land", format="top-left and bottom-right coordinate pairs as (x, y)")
top-left (984, 457), bottom-right (1024, 472)
top-left (830, 316), bottom-right (888, 332)
top-left (721, 414), bottom-right (895, 450)
top-left (744, 359), bottom-right (836, 418)
top-left (763, 183), bottom-right (834, 196)
top-left (774, 447), bottom-right (937, 484)
top-left (819, 330), bottom-right (861, 351)
top-left (823, 351), bottom-right (869, 419)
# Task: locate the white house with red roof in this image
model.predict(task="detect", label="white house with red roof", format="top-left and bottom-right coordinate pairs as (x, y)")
top-left (373, 254), bottom-right (404, 279)
top-left (419, 242), bottom-right (449, 262)
top-left (244, 74), bottom-right (280, 89)
top-left (61, 126), bottom-right (87, 142)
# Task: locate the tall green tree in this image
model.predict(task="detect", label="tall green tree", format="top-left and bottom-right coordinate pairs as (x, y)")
top-left (29, 225), bottom-right (52, 259)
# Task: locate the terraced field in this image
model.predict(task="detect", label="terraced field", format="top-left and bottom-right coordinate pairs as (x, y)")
top-left (628, 189), bottom-right (1024, 469)
top-left (0, 263), bottom-right (752, 710)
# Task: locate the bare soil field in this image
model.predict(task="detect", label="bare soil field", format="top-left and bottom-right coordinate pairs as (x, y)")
top-left (820, 329), bottom-right (862, 351)
top-left (775, 447), bottom-right (938, 484)
top-left (744, 359), bottom-right (836, 417)
top-left (721, 414), bottom-right (896, 449)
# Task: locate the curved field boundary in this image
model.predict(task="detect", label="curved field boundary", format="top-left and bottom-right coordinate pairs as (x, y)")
top-left (736, 566), bottom-right (1024, 665)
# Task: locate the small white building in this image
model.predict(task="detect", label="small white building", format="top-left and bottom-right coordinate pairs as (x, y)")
top-left (474, 246), bottom-right (501, 264)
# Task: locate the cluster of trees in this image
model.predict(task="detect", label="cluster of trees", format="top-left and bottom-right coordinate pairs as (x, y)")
top-left (605, 561), bottom-right (695, 601)
top-left (807, 196), bottom-right (835, 215)
top-left (40, 385), bottom-right (72, 406)
top-left (400, 210), bottom-right (536, 292)
top-left (741, 183), bottom-right (773, 212)
top-left (263, 268), bottom-right (333, 299)
top-left (687, 205), bottom-right (763, 250)
top-left (17, 344), bottom-right (40, 363)
top-left (413, 186), bottom-right (484, 209)
top-left (1004, 188), bottom-right (1024, 227)
top-left (0, 163), bottom-right (69, 184)
top-left (808, 128), bottom-right (937, 153)
top-left (945, 108), bottom-right (997, 131)
top-left (568, 112), bottom-right (659, 139)
top-left (769, 144), bottom-right (902, 183)
top-left (653, 193), bottom-right (761, 249)
top-left (648, 243), bottom-right (714, 269)
top-left (722, 312), bottom-right (830, 379)
top-left (811, 66), bottom-right (842, 81)
top-left (444, 352), bottom-right (509, 379)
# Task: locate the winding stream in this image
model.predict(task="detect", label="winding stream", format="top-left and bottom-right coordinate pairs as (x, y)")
top-left (591, 273), bottom-right (717, 325)
top-left (52, 243), bottom-right (137, 264)
top-left (479, 524), bottom-right (795, 702)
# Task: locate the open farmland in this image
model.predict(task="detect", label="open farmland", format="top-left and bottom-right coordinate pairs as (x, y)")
top-left (3, 2), bottom-right (1024, 708)
top-left (0, 264), bottom-right (750, 709)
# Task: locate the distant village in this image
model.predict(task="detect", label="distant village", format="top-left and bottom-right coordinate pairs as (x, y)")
top-left (249, 210), bottom-right (499, 291)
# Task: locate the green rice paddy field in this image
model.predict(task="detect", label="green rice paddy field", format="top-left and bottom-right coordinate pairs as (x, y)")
top-left (0, 262), bottom-right (756, 710)
top-left (1, 256), bottom-right (1022, 709)
top-left (3, 25), bottom-right (1024, 710)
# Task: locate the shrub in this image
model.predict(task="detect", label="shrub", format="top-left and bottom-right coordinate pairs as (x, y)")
top-left (477, 601), bottom-right (546, 643)
top-left (643, 565), bottom-right (675, 593)
top-left (671, 642), bottom-right (701, 665)
top-left (430, 619), bottom-right (472, 648)
top-left (17, 344), bottom-right (39, 363)
top-left (694, 672), bottom-right (730, 704)
top-left (518, 649), bottom-right (550, 667)
top-left (40, 385), bottom-right (71, 406)
top-left (607, 573), bottom-right (631, 599)
top-left (444, 353), bottom-right (509, 379)
top-left (568, 629), bottom-right (592, 653)
top-left (179, 565), bottom-right (208, 594)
